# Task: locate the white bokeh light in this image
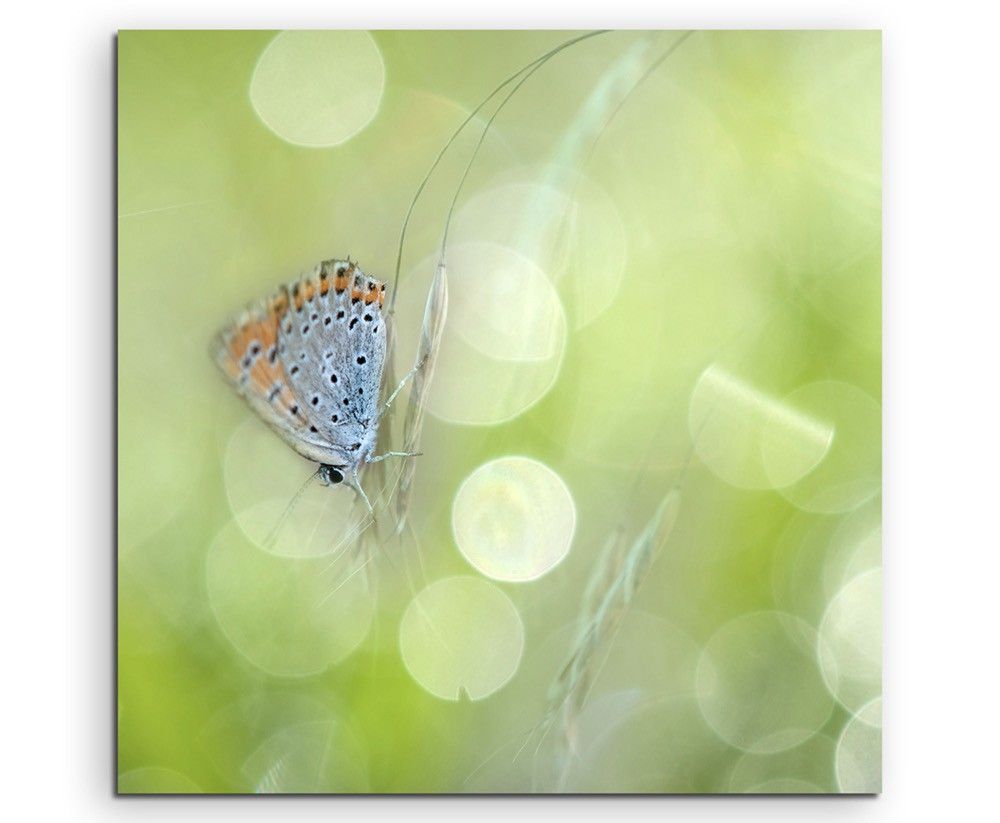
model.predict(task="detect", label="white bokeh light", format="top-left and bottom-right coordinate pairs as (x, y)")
top-left (770, 497), bottom-right (882, 626)
top-left (835, 698), bottom-right (882, 793)
top-left (689, 364), bottom-right (835, 491)
top-left (445, 243), bottom-right (566, 363)
top-left (450, 170), bottom-right (627, 329)
top-left (823, 496), bottom-right (882, 599)
top-left (770, 381), bottom-right (881, 513)
top-left (250, 31), bottom-right (385, 147)
top-left (392, 244), bottom-right (567, 425)
top-left (398, 576), bottom-right (524, 701)
top-left (818, 568), bottom-right (882, 715)
top-left (452, 456), bottom-right (576, 582)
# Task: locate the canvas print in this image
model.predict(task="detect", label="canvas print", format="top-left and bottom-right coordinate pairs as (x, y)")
top-left (117, 30), bottom-right (882, 794)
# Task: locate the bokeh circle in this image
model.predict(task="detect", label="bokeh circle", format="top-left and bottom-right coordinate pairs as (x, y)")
top-left (696, 611), bottom-right (835, 753)
top-left (452, 456), bottom-right (576, 582)
top-left (818, 568), bottom-right (882, 715)
top-left (250, 31), bottom-right (385, 147)
top-left (689, 364), bottom-right (834, 491)
top-left (399, 575), bottom-right (524, 701)
top-left (206, 518), bottom-right (373, 677)
top-left (392, 243), bottom-right (568, 425)
top-left (835, 698), bottom-right (882, 792)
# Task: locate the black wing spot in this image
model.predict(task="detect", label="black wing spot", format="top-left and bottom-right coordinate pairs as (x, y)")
top-left (309, 425), bottom-right (318, 433)
top-left (349, 317), bottom-right (359, 330)
top-left (324, 316), bottom-right (331, 326)
top-left (331, 414), bottom-right (339, 423)
top-left (311, 396), bottom-right (319, 406)
top-left (268, 347), bottom-right (277, 363)
top-left (342, 397), bottom-right (350, 406)
top-left (311, 312), bottom-right (318, 321)
top-left (336, 309), bottom-right (345, 319)
top-left (290, 365), bottom-right (299, 375)
top-left (357, 387), bottom-right (364, 395)
top-left (330, 373), bottom-right (338, 384)
top-left (364, 313), bottom-right (372, 322)
top-left (302, 324), bottom-right (310, 334)
top-left (356, 356), bottom-right (366, 365)
top-left (372, 325), bottom-right (378, 333)
top-left (289, 404), bottom-right (299, 415)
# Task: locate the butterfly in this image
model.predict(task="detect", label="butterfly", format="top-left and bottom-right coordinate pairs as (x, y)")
top-left (214, 258), bottom-right (417, 510)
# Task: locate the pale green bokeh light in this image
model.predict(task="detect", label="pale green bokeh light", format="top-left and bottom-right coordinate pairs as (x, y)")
top-left (399, 576), bottom-right (525, 701)
top-left (835, 698), bottom-right (882, 793)
top-left (689, 364), bottom-right (835, 491)
top-left (223, 416), bottom-right (364, 557)
top-left (250, 31), bottom-right (385, 147)
top-left (450, 169), bottom-right (627, 329)
top-left (771, 381), bottom-right (882, 513)
top-left (206, 519), bottom-right (374, 676)
top-left (392, 246), bottom-right (567, 425)
top-left (243, 719), bottom-right (370, 793)
top-left (696, 611), bottom-right (835, 754)
top-left (818, 568), bottom-right (882, 715)
top-left (445, 242), bottom-right (565, 362)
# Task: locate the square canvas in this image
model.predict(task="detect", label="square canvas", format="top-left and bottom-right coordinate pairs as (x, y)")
top-left (117, 29), bottom-right (882, 794)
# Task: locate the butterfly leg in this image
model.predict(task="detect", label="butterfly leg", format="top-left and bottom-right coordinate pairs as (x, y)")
top-left (377, 363), bottom-right (422, 422)
top-left (368, 450), bottom-right (422, 463)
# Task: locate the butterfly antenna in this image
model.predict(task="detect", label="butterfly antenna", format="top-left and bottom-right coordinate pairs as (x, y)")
top-left (263, 469), bottom-right (321, 550)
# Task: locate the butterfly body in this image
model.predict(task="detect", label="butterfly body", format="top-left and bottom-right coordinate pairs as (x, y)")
top-left (215, 259), bottom-right (389, 486)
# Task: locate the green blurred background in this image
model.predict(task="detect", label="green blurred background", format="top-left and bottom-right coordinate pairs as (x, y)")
top-left (117, 30), bottom-right (881, 794)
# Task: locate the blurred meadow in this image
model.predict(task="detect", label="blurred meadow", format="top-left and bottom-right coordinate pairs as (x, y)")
top-left (117, 30), bottom-right (882, 794)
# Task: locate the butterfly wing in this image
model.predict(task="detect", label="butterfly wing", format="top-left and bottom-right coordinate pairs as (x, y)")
top-left (213, 287), bottom-right (312, 443)
top-left (215, 259), bottom-right (388, 466)
top-left (278, 260), bottom-right (388, 454)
